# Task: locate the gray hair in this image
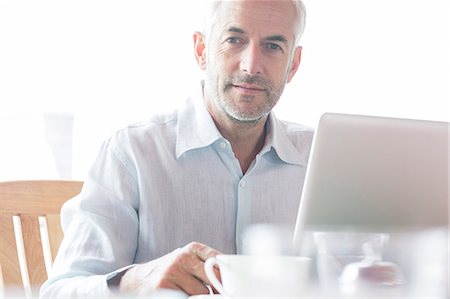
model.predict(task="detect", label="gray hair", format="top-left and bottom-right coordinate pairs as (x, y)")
top-left (202, 0), bottom-right (306, 45)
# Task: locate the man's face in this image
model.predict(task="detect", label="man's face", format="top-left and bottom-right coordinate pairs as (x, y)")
top-left (202, 0), bottom-right (301, 124)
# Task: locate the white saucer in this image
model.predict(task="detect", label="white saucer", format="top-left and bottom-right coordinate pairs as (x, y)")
top-left (188, 295), bottom-right (224, 299)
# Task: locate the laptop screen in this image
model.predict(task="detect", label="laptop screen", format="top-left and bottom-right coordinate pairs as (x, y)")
top-left (293, 113), bottom-right (449, 244)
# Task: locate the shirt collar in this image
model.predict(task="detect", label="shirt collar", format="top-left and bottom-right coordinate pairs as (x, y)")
top-left (176, 81), bottom-right (309, 166)
top-left (261, 113), bottom-right (309, 166)
top-left (176, 82), bottom-right (223, 159)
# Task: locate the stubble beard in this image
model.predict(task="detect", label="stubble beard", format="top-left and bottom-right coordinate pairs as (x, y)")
top-left (206, 73), bottom-right (285, 126)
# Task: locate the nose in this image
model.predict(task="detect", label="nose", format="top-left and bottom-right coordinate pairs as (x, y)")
top-left (239, 42), bottom-right (263, 76)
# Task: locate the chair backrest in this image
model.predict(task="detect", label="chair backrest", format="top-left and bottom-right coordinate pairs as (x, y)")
top-left (0, 180), bottom-right (83, 298)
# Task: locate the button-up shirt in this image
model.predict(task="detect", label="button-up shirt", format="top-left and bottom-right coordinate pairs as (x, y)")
top-left (41, 83), bottom-right (314, 297)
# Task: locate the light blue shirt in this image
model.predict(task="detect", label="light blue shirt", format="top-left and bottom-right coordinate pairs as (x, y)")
top-left (41, 83), bottom-right (313, 297)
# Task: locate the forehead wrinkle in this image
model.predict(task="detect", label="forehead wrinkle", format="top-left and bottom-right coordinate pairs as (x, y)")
top-left (216, 2), bottom-right (297, 46)
top-left (225, 26), bottom-right (288, 43)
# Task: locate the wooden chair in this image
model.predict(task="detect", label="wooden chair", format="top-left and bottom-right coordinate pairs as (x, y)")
top-left (0, 180), bottom-right (83, 298)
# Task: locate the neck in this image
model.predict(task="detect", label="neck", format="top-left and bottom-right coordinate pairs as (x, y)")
top-left (220, 118), bottom-right (267, 174)
top-left (204, 93), bottom-right (268, 174)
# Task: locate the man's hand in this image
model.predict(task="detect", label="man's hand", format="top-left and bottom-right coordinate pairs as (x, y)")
top-left (118, 242), bottom-right (221, 296)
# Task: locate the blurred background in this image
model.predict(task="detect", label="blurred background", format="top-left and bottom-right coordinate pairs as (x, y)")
top-left (0, 0), bottom-right (448, 180)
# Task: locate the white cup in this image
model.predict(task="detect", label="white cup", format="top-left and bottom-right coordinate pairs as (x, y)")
top-left (204, 254), bottom-right (311, 298)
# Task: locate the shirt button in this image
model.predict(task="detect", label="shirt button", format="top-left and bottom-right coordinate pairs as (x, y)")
top-left (240, 180), bottom-right (247, 188)
top-left (219, 141), bottom-right (227, 149)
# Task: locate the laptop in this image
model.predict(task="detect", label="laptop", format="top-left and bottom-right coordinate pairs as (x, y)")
top-left (293, 113), bottom-right (449, 245)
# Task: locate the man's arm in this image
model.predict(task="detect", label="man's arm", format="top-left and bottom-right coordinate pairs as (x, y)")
top-left (40, 177), bottom-right (140, 297)
top-left (40, 138), bottom-right (222, 297)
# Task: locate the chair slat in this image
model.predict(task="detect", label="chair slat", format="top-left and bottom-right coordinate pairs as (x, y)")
top-left (46, 214), bottom-right (64, 261)
top-left (0, 264), bottom-right (5, 297)
top-left (0, 215), bottom-right (22, 287)
top-left (19, 215), bottom-right (47, 289)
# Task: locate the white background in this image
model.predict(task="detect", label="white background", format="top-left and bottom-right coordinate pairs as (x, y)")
top-left (0, 0), bottom-right (449, 180)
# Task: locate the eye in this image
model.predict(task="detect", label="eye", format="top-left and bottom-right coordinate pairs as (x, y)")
top-left (225, 37), bottom-right (241, 44)
top-left (265, 42), bottom-right (283, 51)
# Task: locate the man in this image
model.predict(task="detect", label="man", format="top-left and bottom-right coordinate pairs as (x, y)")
top-left (40, 0), bottom-right (312, 297)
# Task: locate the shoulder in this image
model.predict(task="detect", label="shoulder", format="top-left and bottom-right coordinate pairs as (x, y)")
top-left (278, 119), bottom-right (314, 145)
top-left (109, 110), bottom-right (179, 145)
top-left (96, 110), bottom-right (181, 167)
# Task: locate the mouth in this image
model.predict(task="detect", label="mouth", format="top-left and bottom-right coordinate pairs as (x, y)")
top-left (231, 84), bottom-right (266, 94)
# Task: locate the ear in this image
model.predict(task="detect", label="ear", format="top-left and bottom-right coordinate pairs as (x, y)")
top-left (193, 31), bottom-right (207, 70)
top-left (286, 46), bottom-right (302, 83)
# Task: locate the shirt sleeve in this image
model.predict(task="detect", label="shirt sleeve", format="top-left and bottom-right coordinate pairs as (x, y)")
top-left (40, 136), bottom-right (140, 298)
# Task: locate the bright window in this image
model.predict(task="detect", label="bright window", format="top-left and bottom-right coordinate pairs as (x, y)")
top-left (1, 0), bottom-right (448, 180)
